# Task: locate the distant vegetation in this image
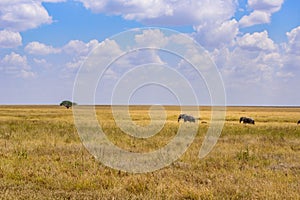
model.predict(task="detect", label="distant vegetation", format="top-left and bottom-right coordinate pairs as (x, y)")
top-left (59, 100), bottom-right (77, 109)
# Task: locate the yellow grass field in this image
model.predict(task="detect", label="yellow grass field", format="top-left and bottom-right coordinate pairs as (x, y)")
top-left (0, 105), bottom-right (299, 199)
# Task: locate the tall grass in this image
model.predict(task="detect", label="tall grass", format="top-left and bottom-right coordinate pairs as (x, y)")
top-left (0, 105), bottom-right (299, 199)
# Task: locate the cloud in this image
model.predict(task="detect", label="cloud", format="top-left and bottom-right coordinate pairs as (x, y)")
top-left (285, 26), bottom-right (300, 55)
top-left (210, 46), bottom-right (285, 105)
top-left (41, 0), bottom-right (66, 2)
top-left (62, 39), bottom-right (100, 74)
top-left (203, 21), bottom-right (299, 104)
top-left (248, 0), bottom-right (284, 13)
top-left (33, 58), bottom-right (47, 65)
top-left (276, 71), bottom-right (294, 78)
top-left (239, 10), bottom-right (271, 27)
top-left (193, 19), bottom-right (239, 50)
top-left (65, 57), bottom-right (86, 69)
top-left (0, 52), bottom-right (35, 78)
top-left (212, 31), bottom-right (286, 87)
top-left (134, 29), bottom-right (168, 48)
top-left (214, 48), bottom-right (275, 84)
top-left (281, 26), bottom-right (300, 72)
top-left (82, 38), bottom-right (127, 73)
top-left (209, 25), bottom-right (300, 105)
top-left (78, 0), bottom-right (176, 21)
top-left (237, 31), bottom-right (277, 52)
top-left (25, 41), bottom-right (61, 55)
top-left (33, 58), bottom-right (52, 68)
top-left (0, 0), bottom-right (52, 32)
top-left (63, 39), bottom-right (99, 56)
top-left (19, 70), bottom-right (36, 79)
top-left (239, 0), bottom-right (284, 27)
top-left (1, 52), bottom-right (30, 70)
top-left (0, 29), bottom-right (22, 48)
top-left (78, 0), bottom-right (238, 50)
top-left (78, 0), bottom-right (237, 26)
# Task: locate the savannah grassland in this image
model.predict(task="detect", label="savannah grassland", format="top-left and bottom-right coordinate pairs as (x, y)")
top-left (0, 105), bottom-right (299, 199)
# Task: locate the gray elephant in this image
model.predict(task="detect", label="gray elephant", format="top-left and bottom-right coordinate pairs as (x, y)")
top-left (178, 114), bottom-right (199, 123)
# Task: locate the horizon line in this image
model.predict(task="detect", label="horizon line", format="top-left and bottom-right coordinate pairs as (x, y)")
top-left (0, 104), bottom-right (300, 107)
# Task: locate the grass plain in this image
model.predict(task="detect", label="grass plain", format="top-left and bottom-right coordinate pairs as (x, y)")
top-left (0, 105), bottom-right (299, 199)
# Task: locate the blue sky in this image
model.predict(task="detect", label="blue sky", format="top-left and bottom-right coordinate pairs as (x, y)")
top-left (0, 0), bottom-right (299, 105)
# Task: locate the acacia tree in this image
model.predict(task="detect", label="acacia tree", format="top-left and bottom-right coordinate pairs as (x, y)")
top-left (59, 100), bottom-right (77, 109)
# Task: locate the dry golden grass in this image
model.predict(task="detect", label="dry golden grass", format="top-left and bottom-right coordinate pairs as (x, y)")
top-left (0, 105), bottom-right (299, 199)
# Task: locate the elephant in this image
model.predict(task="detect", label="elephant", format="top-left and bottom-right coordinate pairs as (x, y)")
top-left (178, 114), bottom-right (199, 123)
top-left (240, 117), bottom-right (255, 124)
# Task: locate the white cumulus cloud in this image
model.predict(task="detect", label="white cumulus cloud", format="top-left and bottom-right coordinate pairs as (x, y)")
top-left (239, 0), bottom-right (284, 27)
top-left (239, 10), bottom-right (271, 27)
top-left (63, 39), bottom-right (99, 56)
top-left (78, 0), bottom-right (177, 22)
top-left (25, 41), bottom-right (61, 55)
top-left (78, 0), bottom-right (237, 26)
top-left (237, 31), bottom-right (277, 52)
top-left (281, 26), bottom-right (300, 72)
top-left (286, 26), bottom-right (300, 55)
top-left (0, 29), bottom-right (22, 48)
top-left (0, 52), bottom-right (35, 78)
top-left (134, 29), bottom-right (168, 48)
top-left (41, 0), bottom-right (66, 2)
top-left (77, 0), bottom-right (238, 50)
top-left (193, 19), bottom-right (239, 50)
top-left (0, 0), bottom-right (52, 32)
top-left (210, 25), bottom-right (300, 105)
top-left (62, 39), bottom-right (100, 71)
top-left (248, 0), bottom-right (284, 12)
top-left (33, 58), bottom-right (52, 68)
